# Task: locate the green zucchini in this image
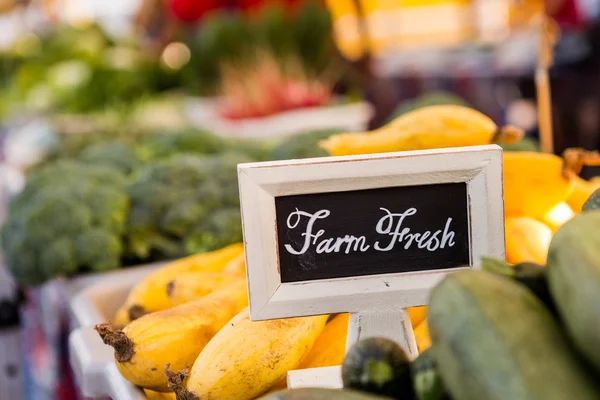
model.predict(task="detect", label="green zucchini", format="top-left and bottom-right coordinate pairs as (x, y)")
top-left (259, 388), bottom-right (392, 400)
top-left (342, 337), bottom-right (414, 399)
top-left (428, 270), bottom-right (600, 400)
top-left (547, 211), bottom-right (600, 371)
top-left (480, 257), bottom-right (556, 315)
top-left (582, 188), bottom-right (600, 211)
top-left (411, 348), bottom-right (451, 400)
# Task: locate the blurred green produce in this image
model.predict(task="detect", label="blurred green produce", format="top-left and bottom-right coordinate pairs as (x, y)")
top-left (293, 0), bottom-right (334, 72)
top-left (182, 0), bottom-right (333, 95)
top-left (270, 129), bottom-right (344, 160)
top-left (0, 123), bottom-right (297, 286)
top-left (0, 3), bottom-right (343, 286)
top-left (0, 24), bottom-right (190, 119)
top-left (0, 161), bottom-right (129, 286)
top-left (0, 1), bottom-right (335, 119)
top-left (125, 151), bottom-right (255, 260)
top-left (77, 141), bottom-right (143, 174)
top-left (135, 129), bottom-right (226, 161)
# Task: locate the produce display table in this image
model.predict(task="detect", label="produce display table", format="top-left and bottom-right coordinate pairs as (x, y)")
top-left (19, 265), bottom-right (162, 400)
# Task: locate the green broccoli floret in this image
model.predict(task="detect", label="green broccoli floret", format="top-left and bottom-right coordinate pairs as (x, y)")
top-left (160, 201), bottom-right (207, 237)
top-left (0, 161), bottom-right (129, 286)
top-left (126, 152), bottom-right (253, 259)
top-left (75, 229), bottom-right (123, 272)
top-left (226, 138), bottom-right (272, 162)
top-left (77, 140), bottom-right (141, 174)
top-left (86, 185), bottom-right (129, 234)
top-left (40, 237), bottom-right (77, 278)
top-left (135, 130), bottom-right (226, 161)
top-left (185, 207), bottom-right (243, 254)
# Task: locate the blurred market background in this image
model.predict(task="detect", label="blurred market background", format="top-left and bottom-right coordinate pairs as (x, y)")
top-left (1, 0), bottom-right (600, 399)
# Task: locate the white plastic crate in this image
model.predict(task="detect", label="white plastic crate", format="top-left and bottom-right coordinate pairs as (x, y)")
top-left (68, 266), bottom-right (162, 400)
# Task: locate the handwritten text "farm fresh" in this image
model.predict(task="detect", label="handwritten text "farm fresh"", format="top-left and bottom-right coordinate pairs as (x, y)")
top-left (284, 208), bottom-right (456, 256)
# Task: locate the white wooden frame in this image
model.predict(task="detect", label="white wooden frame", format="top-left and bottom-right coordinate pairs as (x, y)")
top-left (238, 145), bottom-right (505, 321)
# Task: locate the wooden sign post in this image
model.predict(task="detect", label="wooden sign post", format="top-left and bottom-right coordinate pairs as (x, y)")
top-left (536, 15), bottom-right (559, 154)
top-left (238, 145), bottom-right (505, 388)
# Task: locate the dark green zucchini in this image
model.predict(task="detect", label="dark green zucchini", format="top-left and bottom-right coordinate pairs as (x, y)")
top-left (259, 388), bottom-right (393, 400)
top-left (411, 348), bottom-right (451, 400)
top-left (582, 188), bottom-right (600, 211)
top-left (342, 337), bottom-right (414, 399)
top-left (480, 257), bottom-right (557, 315)
top-left (428, 270), bottom-right (600, 400)
top-left (547, 211), bottom-right (600, 372)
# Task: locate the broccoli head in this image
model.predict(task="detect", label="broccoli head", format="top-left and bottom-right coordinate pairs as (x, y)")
top-left (135, 130), bottom-right (226, 161)
top-left (185, 207), bottom-right (243, 254)
top-left (77, 140), bottom-right (141, 174)
top-left (0, 161), bottom-right (129, 286)
top-left (75, 229), bottom-right (123, 272)
top-left (126, 152), bottom-right (253, 259)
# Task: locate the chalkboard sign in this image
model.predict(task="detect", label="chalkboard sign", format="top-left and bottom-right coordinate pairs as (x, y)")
top-left (238, 145), bottom-right (504, 321)
top-left (275, 183), bottom-right (470, 283)
top-left (239, 145), bottom-right (504, 390)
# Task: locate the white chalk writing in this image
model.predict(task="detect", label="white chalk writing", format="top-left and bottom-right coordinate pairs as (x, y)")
top-left (283, 207), bottom-right (457, 256)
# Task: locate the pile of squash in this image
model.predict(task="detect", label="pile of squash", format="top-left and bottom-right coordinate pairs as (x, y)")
top-left (320, 105), bottom-right (600, 265)
top-left (267, 201), bottom-right (600, 400)
top-left (97, 104), bottom-right (600, 400)
top-left (97, 243), bottom-right (430, 400)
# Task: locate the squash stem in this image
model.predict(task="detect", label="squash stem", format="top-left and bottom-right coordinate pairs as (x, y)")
top-left (165, 365), bottom-right (199, 400)
top-left (94, 323), bottom-right (135, 363)
top-left (493, 125), bottom-right (525, 144)
top-left (562, 148), bottom-right (600, 179)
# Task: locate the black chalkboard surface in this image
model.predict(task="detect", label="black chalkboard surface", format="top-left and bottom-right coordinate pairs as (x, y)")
top-left (275, 183), bottom-right (470, 283)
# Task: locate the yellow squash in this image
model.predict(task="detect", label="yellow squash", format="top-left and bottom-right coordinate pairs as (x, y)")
top-left (167, 309), bottom-right (328, 400)
top-left (505, 217), bottom-right (552, 264)
top-left (319, 105), bottom-right (522, 156)
top-left (299, 313), bottom-right (349, 369)
top-left (414, 320), bottom-right (431, 354)
top-left (503, 152), bottom-right (575, 219)
top-left (165, 271), bottom-right (242, 307)
top-left (112, 243), bottom-right (243, 327)
top-left (590, 176), bottom-right (600, 186)
top-left (567, 177), bottom-right (599, 213)
top-left (96, 280), bottom-right (248, 392)
top-left (221, 252), bottom-right (246, 276)
top-left (143, 389), bottom-right (175, 400)
top-left (408, 306), bottom-right (427, 327)
top-left (539, 202), bottom-right (575, 233)
top-left (269, 313), bottom-right (350, 392)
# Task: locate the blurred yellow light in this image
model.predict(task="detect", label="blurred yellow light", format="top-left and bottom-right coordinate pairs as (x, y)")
top-left (161, 42), bottom-right (192, 70)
